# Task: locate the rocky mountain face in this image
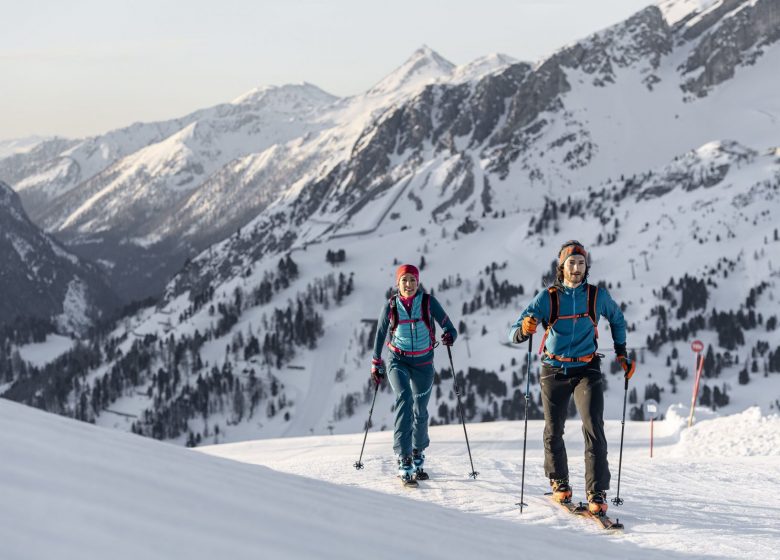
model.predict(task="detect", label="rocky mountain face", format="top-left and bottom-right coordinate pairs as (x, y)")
top-left (679, 0), bottom-right (780, 96)
top-left (175, 1), bottom-right (780, 295)
top-left (0, 181), bottom-right (117, 334)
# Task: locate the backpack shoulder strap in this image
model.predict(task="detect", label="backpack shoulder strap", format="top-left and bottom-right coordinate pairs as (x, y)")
top-left (421, 293), bottom-right (435, 344)
top-left (587, 284), bottom-right (598, 323)
top-left (587, 283), bottom-right (599, 340)
top-left (538, 287), bottom-right (559, 355)
top-left (389, 296), bottom-right (399, 335)
top-left (547, 286), bottom-right (559, 327)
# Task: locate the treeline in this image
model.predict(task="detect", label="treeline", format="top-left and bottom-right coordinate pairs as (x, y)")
top-left (3, 259), bottom-right (356, 447)
top-left (461, 262), bottom-right (524, 315)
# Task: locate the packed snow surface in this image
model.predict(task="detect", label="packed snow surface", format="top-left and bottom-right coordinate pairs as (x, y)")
top-left (2, 398), bottom-right (778, 560)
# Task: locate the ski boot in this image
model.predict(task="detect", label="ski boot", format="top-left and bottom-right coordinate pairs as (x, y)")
top-left (412, 449), bottom-right (428, 480)
top-left (398, 455), bottom-right (417, 486)
top-left (550, 478), bottom-right (572, 503)
top-left (587, 490), bottom-right (608, 515)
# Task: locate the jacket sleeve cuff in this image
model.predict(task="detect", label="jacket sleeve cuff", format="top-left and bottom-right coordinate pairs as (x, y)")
top-left (511, 328), bottom-right (528, 344)
top-left (614, 343), bottom-right (626, 357)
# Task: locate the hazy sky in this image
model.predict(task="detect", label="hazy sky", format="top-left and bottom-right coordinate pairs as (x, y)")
top-left (1, 0), bottom-right (653, 140)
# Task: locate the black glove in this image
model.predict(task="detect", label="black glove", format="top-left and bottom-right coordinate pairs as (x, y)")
top-left (441, 332), bottom-right (454, 347)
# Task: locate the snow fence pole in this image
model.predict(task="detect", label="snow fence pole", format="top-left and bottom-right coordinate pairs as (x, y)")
top-left (447, 345), bottom-right (479, 479)
top-left (354, 381), bottom-right (380, 470)
top-left (612, 376), bottom-right (629, 506)
top-left (517, 334), bottom-right (533, 513)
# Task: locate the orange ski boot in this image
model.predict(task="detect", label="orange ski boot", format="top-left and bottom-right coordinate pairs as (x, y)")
top-left (550, 478), bottom-right (572, 503)
top-left (587, 491), bottom-right (608, 515)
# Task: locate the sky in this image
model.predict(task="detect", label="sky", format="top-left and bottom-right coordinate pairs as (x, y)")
top-left (1, 0), bottom-right (654, 141)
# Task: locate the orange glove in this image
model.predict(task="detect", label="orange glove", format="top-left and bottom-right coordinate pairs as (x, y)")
top-left (521, 316), bottom-right (538, 337)
top-left (617, 356), bottom-right (636, 380)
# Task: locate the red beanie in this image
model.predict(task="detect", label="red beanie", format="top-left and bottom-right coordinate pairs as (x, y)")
top-left (395, 264), bottom-right (419, 284)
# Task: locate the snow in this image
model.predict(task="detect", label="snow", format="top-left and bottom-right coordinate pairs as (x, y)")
top-left (17, 334), bottom-right (75, 368)
top-left (450, 53), bottom-right (519, 84)
top-left (367, 45), bottom-right (455, 97)
top-left (0, 136), bottom-right (49, 159)
top-left (54, 279), bottom-right (91, 334)
top-left (2, 396), bottom-right (777, 560)
top-left (671, 406), bottom-right (780, 457)
top-left (657, 0), bottom-right (722, 25)
top-left (93, 127), bottom-right (780, 444)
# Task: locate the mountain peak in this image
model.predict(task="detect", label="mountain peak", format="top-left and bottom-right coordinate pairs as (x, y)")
top-left (231, 82), bottom-right (339, 109)
top-left (367, 45), bottom-right (455, 97)
top-left (451, 53), bottom-right (520, 83)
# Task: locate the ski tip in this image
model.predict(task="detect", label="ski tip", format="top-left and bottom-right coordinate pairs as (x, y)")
top-left (399, 476), bottom-right (418, 488)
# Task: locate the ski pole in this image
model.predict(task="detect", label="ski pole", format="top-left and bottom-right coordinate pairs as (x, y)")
top-left (447, 345), bottom-right (479, 479)
top-left (517, 334), bottom-right (533, 512)
top-left (612, 376), bottom-right (629, 506)
top-left (354, 381), bottom-right (380, 470)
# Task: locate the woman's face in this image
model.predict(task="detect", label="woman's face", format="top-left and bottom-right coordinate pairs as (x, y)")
top-left (398, 273), bottom-right (418, 297)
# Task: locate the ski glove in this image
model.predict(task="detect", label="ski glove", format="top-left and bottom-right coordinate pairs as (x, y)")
top-left (370, 358), bottom-right (386, 385)
top-left (521, 316), bottom-right (538, 336)
top-left (441, 332), bottom-right (454, 347)
top-left (616, 355), bottom-right (636, 380)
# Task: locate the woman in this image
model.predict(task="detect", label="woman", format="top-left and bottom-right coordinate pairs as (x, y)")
top-left (371, 264), bottom-right (457, 486)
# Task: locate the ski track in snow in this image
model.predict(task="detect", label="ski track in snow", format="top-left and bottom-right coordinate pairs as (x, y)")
top-left (202, 409), bottom-right (780, 560)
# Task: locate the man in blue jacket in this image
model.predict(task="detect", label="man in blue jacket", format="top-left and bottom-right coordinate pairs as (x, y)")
top-left (371, 264), bottom-right (457, 485)
top-left (508, 240), bottom-right (636, 514)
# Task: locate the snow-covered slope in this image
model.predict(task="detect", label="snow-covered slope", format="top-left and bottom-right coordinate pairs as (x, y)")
top-left (2, 396), bottom-right (777, 560)
top-left (0, 136), bottom-right (51, 159)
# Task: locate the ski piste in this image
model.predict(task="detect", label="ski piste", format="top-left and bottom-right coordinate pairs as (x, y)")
top-left (548, 495), bottom-right (625, 531)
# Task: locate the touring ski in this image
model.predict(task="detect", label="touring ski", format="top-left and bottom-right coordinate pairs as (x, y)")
top-left (399, 476), bottom-right (418, 488)
top-left (548, 495), bottom-right (624, 531)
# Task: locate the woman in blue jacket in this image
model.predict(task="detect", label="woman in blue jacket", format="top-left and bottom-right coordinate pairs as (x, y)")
top-left (371, 264), bottom-right (457, 484)
top-left (508, 241), bottom-right (636, 514)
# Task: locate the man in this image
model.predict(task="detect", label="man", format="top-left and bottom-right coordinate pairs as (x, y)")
top-left (371, 264), bottom-right (457, 486)
top-left (507, 240), bottom-right (636, 514)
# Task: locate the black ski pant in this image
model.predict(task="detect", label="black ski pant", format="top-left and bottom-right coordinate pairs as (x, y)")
top-left (540, 357), bottom-right (610, 494)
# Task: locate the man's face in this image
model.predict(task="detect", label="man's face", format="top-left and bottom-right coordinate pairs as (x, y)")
top-left (398, 273), bottom-right (418, 297)
top-left (563, 255), bottom-right (587, 286)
